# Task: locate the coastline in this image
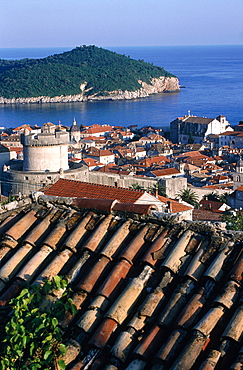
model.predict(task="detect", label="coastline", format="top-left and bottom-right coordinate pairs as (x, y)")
top-left (0, 77), bottom-right (180, 104)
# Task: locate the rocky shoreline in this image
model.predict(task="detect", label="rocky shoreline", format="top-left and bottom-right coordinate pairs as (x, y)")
top-left (0, 76), bottom-right (180, 104)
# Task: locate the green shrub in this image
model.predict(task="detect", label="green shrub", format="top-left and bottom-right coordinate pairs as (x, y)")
top-left (0, 276), bottom-right (76, 370)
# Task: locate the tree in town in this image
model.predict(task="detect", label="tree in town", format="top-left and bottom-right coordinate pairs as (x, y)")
top-left (176, 188), bottom-right (199, 207)
top-left (222, 211), bottom-right (243, 231)
top-left (203, 192), bottom-right (220, 201)
top-left (188, 132), bottom-right (194, 144)
top-left (148, 183), bottom-right (167, 197)
top-left (203, 191), bottom-right (229, 204)
top-left (130, 183), bottom-right (145, 191)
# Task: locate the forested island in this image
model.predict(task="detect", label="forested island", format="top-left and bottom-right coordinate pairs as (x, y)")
top-left (0, 45), bottom-right (180, 103)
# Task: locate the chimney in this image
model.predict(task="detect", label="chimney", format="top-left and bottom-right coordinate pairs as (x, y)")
top-left (167, 201), bottom-right (172, 213)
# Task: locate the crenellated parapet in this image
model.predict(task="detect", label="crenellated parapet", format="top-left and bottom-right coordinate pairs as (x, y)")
top-left (21, 130), bottom-right (70, 147)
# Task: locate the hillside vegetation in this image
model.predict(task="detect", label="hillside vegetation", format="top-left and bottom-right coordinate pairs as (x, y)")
top-left (0, 45), bottom-right (176, 99)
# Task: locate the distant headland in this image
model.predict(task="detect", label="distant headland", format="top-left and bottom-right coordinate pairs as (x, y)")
top-left (0, 45), bottom-right (180, 104)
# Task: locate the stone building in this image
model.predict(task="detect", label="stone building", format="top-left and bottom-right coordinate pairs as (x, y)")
top-left (233, 156), bottom-right (243, 190)
top-left (70, 118), bottom-right (81, 143)
top-left (170, 113), bottom-right (232, 144)
top-left (2, 123), bottom-right (88, 196)
top-left (22, 123), bottom-right (69, 172)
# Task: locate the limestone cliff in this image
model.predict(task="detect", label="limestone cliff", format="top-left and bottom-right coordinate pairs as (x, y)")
top-left (0, 76), bottom-right (179, 104)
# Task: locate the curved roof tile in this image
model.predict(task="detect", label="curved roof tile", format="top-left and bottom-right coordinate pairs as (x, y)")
top-left (0, 200), bottom-right (243, 369)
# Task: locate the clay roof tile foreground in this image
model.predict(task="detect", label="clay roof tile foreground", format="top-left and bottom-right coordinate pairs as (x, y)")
top-left (1, 198), bottom-right (243, 369)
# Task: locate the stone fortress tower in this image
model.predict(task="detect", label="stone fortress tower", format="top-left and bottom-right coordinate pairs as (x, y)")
top-left (2, 122), bottom-right (88, 196)
top-left (22, 122), bottom-right (69, 172)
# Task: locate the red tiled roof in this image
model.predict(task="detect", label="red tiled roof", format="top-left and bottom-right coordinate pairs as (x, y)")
top-left (81, 158), bottom-right (102, 167)
top-left (98, 166), bottom-right (131, 175)
top-left (139, 155), bottom-right (170, 166)
top-left (177, 152), bottom-right (209, 162)
top-left (81, 125), bottom-right (112, 135)
top-left (81, 135), bottom-right (106, 141)
top-left (87, 148), bottom-right (114, 157)
top-left (44, 179), bottom-right (145, 203)
top-left (3, 146), bottom-right (23, 153)
top-left (200, 199), bottom-right (224, 211)
top-left (235, 184), bottom-right (243, 192)
top-left (170, 202), bottom-right (193, 212)
top-left (158, 195), bottom-right (193, 212)
top-left (149, 168), bottom-right (180, 176)
top-left (0, 198), bottom-right (242, 369)
top-left (218, 131), bottom-right (240, 136)
top-left (202, 183), bottom-right (233, 190)
top-left (69, 158), bottom-right (81, 162)
top-left (12, 124), bottom-right (32, 131)
top-left (192, 209), bottom-right (223, 221)
top-left (136, 147), bottom-right (146, 153)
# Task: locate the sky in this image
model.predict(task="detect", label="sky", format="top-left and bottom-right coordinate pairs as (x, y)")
top-left (1, 0), bottom-right (243, 48)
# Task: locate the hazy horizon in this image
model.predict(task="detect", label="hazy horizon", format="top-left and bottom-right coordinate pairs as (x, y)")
top-left (1, 44), bottom-right (243, 49)
top-left (1, 0), bottom-right (242, 48)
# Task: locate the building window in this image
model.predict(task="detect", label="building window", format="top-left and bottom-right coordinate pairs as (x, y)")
top-left (25, 176), bottom-right (28, 180)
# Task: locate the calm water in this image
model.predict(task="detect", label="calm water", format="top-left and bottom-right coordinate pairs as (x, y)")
top-left (0, 45), bottom-right (242, 129)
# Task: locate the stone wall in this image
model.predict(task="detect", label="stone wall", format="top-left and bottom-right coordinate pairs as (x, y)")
top-left (2, 163), bottom-right (189, 200)
top-left (160, 177), bottom-right (187, 199)
top-left (21, 131), bottom-right (70, 146)
top-left (189, 186), bottom-right (231, 201)
top-left (88, 171), bottom-right (188, 199)
top-left (88, 171), bottom-right (158, 190)
top-left (2, 165), bottom-right (89, 196)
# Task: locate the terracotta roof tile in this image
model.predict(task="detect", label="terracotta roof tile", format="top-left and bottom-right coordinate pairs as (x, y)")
top-left (1, 198), bottom-right (243, 369)
top-left (192, 209), bottom-right (223, 222)
top-left (97, 259), bottom-right (132, 300)
top-left (149, 168), bottom-right (181, 177)
top-left (4, 209), bottom-right (37, 243)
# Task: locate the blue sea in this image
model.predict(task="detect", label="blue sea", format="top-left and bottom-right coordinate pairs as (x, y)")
top-left (0, 45), bottom-right (242, 130)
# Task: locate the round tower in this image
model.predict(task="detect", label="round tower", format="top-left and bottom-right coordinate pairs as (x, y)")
top-left (21, 124), bottom-right (69, 172)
